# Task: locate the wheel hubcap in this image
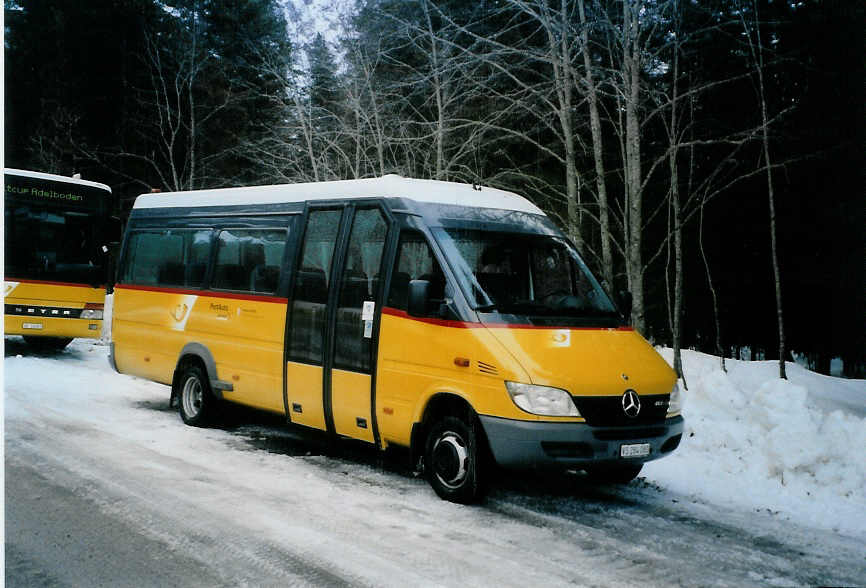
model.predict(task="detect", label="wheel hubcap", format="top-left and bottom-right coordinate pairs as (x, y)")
top-left (182, 376), bottom-right (203, 418)
top-left (432, 431), bottom-right (468, 489)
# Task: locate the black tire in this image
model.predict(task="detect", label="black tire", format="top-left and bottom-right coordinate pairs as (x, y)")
top-left (425, 415), bottom-right (486, 504)
top-left (23, 336), bottom-right (73, 351)
top-left (175, 363), bottom-right (216, 427)
top-left (584, 463), bottom-right (643, 484)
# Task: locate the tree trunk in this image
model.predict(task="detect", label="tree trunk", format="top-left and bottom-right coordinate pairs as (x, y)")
top-left (745, 1), bottom-right (786, 379)
top-left (623, 0), bottom-right (645, 335)
top-left (667, 13), bottom-right (685, 385)
top-left (422, 0), bottom-right (446, 180)
top-left (578, 0), bottom-right (614, 289)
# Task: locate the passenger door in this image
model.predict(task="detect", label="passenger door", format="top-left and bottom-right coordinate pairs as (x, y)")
top-left (284, 205), bottom-right (392, 442)
top-left (328, 207), bottom-right (390, 443)
top-left (285, 208), bottom-right (343, 431)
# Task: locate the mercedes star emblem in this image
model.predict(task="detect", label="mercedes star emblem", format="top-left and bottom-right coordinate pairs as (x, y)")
top-left (622, 389), bottom-right (641, 418)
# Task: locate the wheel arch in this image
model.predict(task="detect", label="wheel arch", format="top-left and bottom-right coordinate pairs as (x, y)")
top-left (410, 391), bottom-right (484, 468)
top-left (171, 343), bottom-right (226, 405)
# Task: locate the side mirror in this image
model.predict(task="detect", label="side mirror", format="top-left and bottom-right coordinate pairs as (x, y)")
top-left (618, 290), bottom-right (633, 319)
top-left (407, 279), bottom-right (430, 317)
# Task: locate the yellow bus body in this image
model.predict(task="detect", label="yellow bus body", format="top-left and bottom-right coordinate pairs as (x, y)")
top-left (112, 285), bottom-right (287, 414)
top-left (4, 279), bottom-right (105, 339)
top-left (375, 309), bottom-right (678, 447)
top-left (113, 292), bottom-right (676, 443)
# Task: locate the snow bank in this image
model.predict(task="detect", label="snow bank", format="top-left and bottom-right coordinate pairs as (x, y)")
top-left (645, 349), bottom-right (866, 538)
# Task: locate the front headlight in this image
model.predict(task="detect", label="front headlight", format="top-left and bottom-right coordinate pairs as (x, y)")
top-left (505, 381), bottom-right (580, 417)
top-left (666, 382), bottom-right (683, 416)
top-left (80, 303), bottom-right (104, 320)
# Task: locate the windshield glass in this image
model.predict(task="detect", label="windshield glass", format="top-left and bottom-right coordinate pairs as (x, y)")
top-left (4, 204), bottom-right (103, 283)
top-left (433, 227), bottom-right (619, 326)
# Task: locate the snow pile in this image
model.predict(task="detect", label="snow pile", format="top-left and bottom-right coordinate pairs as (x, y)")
top-left (645, 349), bottom-right (866, 537)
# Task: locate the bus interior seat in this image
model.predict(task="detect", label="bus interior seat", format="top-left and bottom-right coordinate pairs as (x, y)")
top-left (242, 243), bottom-right (266, 270)
top-left (477, 272), bottom-right (511, 305)
top-left (340, 269), bottom-right (368, 307)
top-left (215, 264), bottom-right (246, 290)
top-left (187, 262), bottom-right (207, 286)
top-left (295, 268), bottom-right (328, 303)
top-left (158, 262), bottom-right (186, 286)
top-left (387, 271), bottom-right (411, 309)
top-left (251, 266), bottom-right (280, 293)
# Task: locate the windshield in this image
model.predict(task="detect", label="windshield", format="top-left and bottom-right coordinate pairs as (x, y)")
top-left (433, 227), bottom-right (619, 326)
top-left (4, 204), bottom-right (103, 284)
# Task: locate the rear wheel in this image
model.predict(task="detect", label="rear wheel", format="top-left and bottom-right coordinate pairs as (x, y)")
top-left (584, 463), bottom-right (643, 484)
top-left (23, 336), bottom-right (73, 351)
top-left (425, 415), bottom-right (486, 504)
top-left (175, 363), bottom-right (215, 427)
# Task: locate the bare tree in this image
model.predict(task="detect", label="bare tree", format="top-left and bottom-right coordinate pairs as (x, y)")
top-left (739, 1), bottom-right (787, 379)
top-left (578, 0), bottom-right (614, 288)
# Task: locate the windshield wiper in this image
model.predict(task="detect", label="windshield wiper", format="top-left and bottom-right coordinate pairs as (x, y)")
top-left (474, 303), bottom-right (498, 312)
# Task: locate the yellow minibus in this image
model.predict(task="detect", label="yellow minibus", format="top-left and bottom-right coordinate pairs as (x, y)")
top-left (111, 175), bottom-right (683, 502)
top-left (4, 168), bottom-right (114, 350)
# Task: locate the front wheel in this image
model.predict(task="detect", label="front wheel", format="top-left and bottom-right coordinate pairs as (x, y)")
top-left (425, 416), bottom-right (486, 504)
top-left (175, 363), bottom-right (216, 427)
top-left (584, 463), bottom-right (643, 484)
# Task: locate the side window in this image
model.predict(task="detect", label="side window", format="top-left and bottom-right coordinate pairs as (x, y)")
top-left (386, 229), bottom-right (447, 316)
top-left (212, 229), bottom-right (287, 293)
top-left (288, 209), bottom-right (343, 365)
top-left (122, 229), bottom-right (211, 288)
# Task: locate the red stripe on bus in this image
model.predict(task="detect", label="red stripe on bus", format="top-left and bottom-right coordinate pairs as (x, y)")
top-left (114, 283), bottom-right (288, 304)
top-left (380, 307), bottom-right (632, 331)
top-left (4, 277), bottom-right (106, 289)
top-left (381, 307), bottom-right (479, 328)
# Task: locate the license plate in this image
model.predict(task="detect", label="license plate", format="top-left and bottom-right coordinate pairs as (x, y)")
top-left (620, 443), bottom-right (650, 458)
top-left (22, 322), bottom-right (43, 330)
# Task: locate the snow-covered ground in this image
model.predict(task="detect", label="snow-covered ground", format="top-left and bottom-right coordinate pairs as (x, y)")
top-left (3, 336), bottom-right (865, 585)
top-left (645, 349), bottom-right (866, 539)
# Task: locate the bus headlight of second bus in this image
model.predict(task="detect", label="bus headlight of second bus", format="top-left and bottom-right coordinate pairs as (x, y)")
top-left (79, 303), bottom-right (104, 320)
top-left (505, 382), bottom-right (580, 417)
top-left (667, 382), bottom-right (683, 417)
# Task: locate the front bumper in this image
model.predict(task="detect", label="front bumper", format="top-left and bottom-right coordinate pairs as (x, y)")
top-left (479, 414), bottom-right (684, 470)
top-left (4, 314), bottom-right (102, 339)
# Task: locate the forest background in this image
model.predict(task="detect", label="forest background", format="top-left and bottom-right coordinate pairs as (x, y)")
top-left (4, 0), bottom-right (864, 377)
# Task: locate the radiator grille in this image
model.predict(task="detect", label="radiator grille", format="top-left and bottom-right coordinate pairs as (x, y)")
top-left (573, 394), bottom-right (669, 426)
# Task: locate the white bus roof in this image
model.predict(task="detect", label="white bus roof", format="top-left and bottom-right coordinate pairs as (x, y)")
top-left (4, 168), bottom-right (112, 193)
top-left (132, 175), bottom-right (545, 216)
